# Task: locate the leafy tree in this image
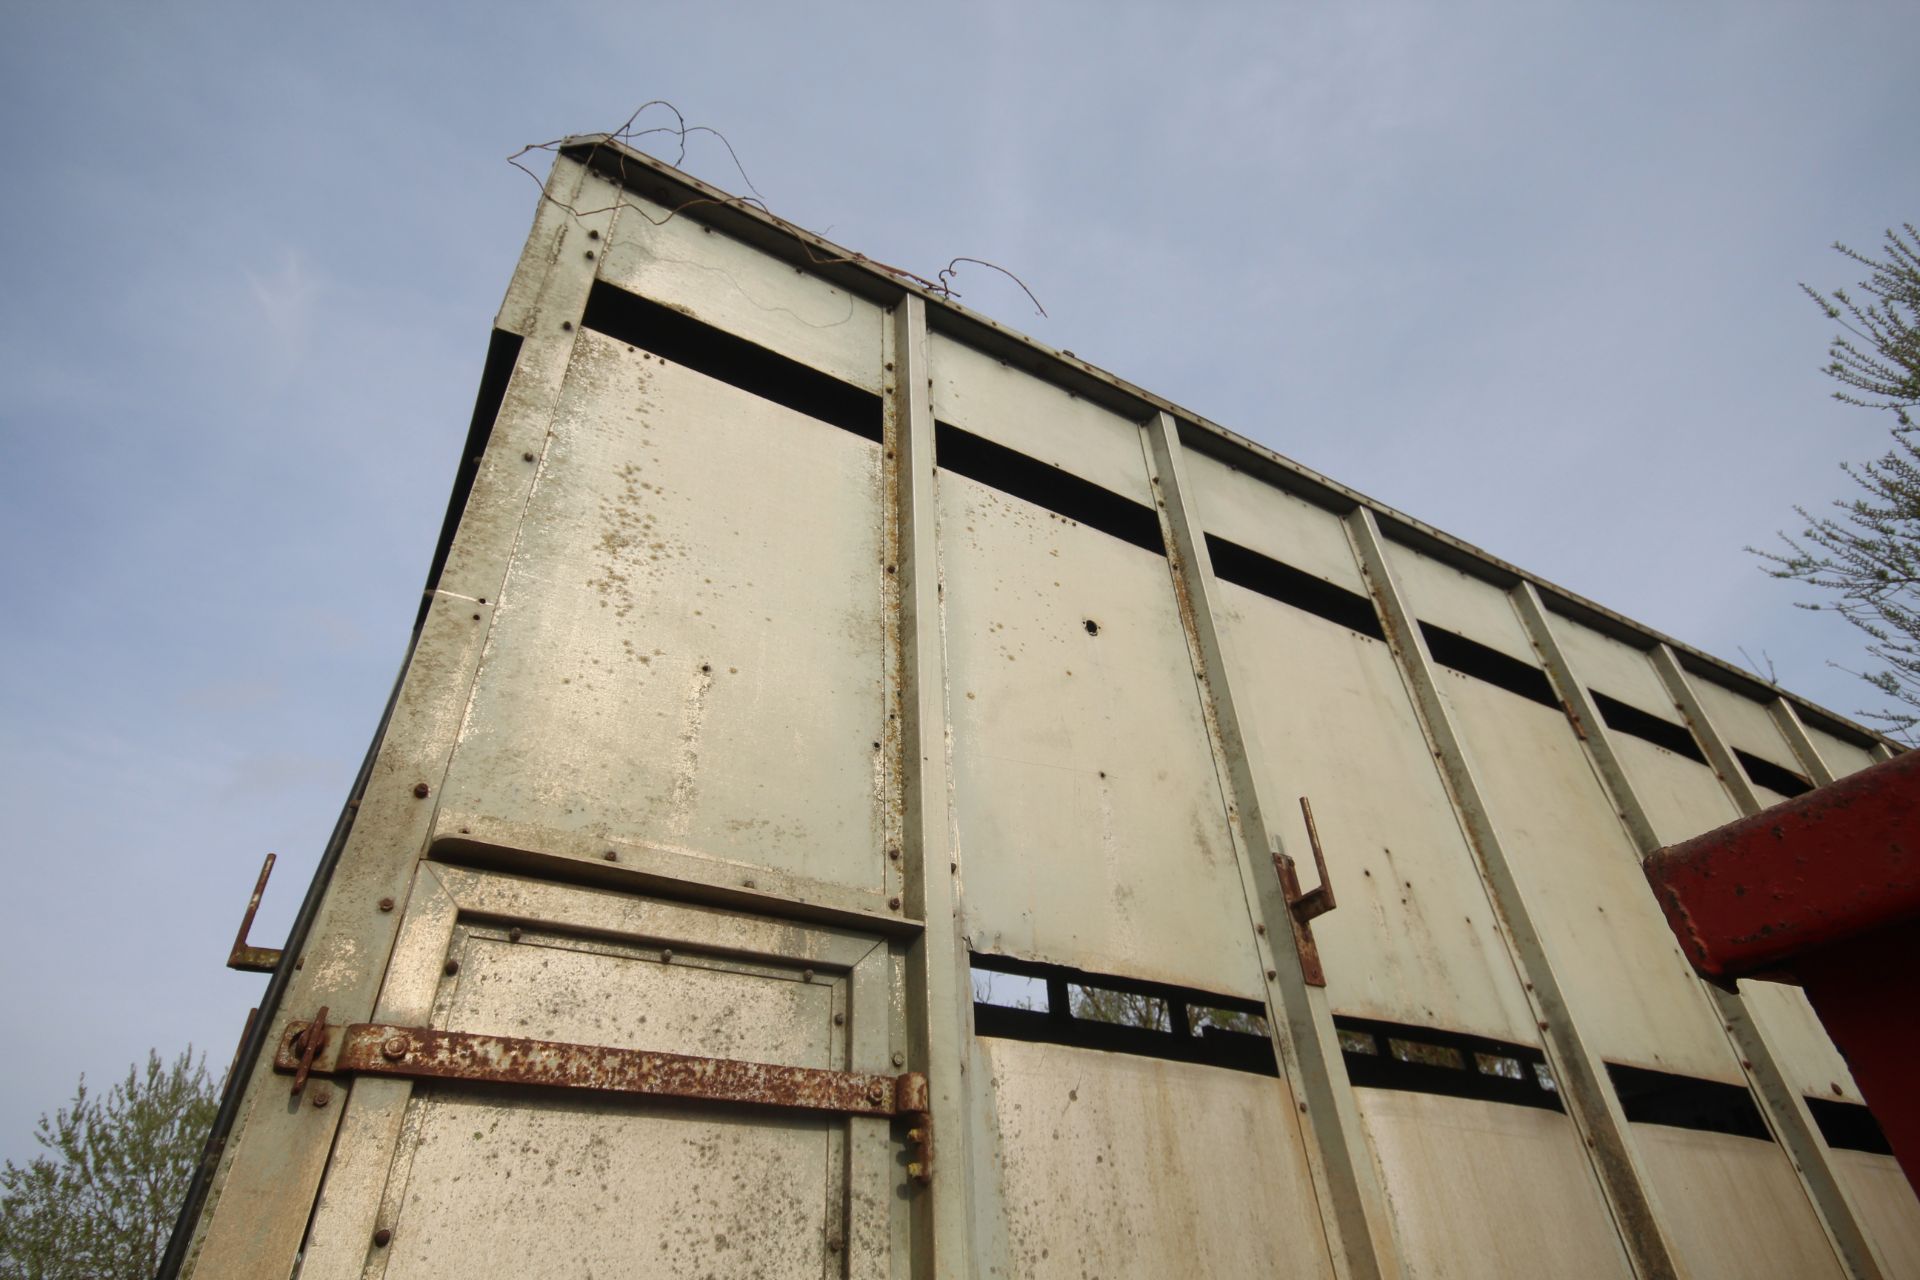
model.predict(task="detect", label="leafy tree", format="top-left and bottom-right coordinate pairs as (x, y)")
top-left (0, 1049), bottom-right (218, 1280)
top-left (1756, 225), bottom-right (1920, 742)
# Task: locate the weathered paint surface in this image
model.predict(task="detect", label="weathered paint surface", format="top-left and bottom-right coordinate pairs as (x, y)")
top-left (1354, 1088), bottom-right (1634, 1279)
top-left (979, 1038), bottom-right (1334, 1280)
top-left (175, 137), bottom-right (1913, 1279)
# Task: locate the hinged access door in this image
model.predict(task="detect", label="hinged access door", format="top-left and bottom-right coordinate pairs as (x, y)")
top-left (291, 864), bottom-right (899, 1279)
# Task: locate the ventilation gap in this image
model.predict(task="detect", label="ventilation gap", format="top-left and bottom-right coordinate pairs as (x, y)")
top-left (418, 327), bottom-right (523, 630)
top-left (581, 280), bottom-right (882, 441)
top-left (1606, 1063), bottom-right (1772, 1140)
top-left (1204, 536), bottom-right (1385, 639)
top-left (1736, 748), bottom-right (1813, 798)
top-left (1334, 1015), bottom-right (1563, 1111)
top-left (969, 954), bottom-right (1275, 1075)
top-left (1419, 625), bottom-right (1558, 708)
top-left (1805, 1097), bottom-right (1894, 1155)
top-left (935, 425), bottom-right (1166, 555)
top-left (1590, 692), bottom-right (1707, 762)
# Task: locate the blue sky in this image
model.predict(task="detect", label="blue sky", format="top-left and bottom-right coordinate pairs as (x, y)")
top-left (1, 3), bottom-right (1915, 1166)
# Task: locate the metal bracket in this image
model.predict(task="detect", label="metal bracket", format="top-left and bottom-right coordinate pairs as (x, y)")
top-left (226, 852), bottom-right (285, 974)
top-left (273, 1017), bottom-right (934, 1179)
top-left (1273, 796), bottom-right (1338, 987)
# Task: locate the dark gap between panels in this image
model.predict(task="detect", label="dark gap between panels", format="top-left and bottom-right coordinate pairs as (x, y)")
top-left (1606, 1063), bottom-right (1771, 1140)
top-left (1735, 748), bottom-right (1813, 798)
top-left (581, 280), bottom-right (882, 442)
top-left (1590, 691), bottom-right (1707, 762)
top-left (934, 424), bottom-right (1167, 556)
top-left (1333, 1015), bottom-right (1563, 1112)
top-left (1204, 535), bottom-right (1386, 639)
top-left (1420, 625), bottom-right (1559, 708)
top-left (1805, 1095), bottom-right (1894, 1156)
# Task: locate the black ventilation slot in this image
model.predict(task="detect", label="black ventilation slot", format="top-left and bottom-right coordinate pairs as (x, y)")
top-left (581, 280), bottom-right (882, 442)
top-left (419, 327), bottom-right (523, 629)
top-left (1420, 624), bottom-right (1558, 708)
top-left (1335, 1016), bottom-right (1564, 1112)
top-left (1205, 536), bottom-right (1385, 639)
top-left (970, 954), bottom-right (1276, 1075)
top-left (1607, 1063), bottom-right (1772, 1140)
top-left (1736, 748), bottom-right (1813, 798)
top-left (1590, 692), bottom-right (1707, 762)
top-left (936, 425), bottom-right (1167, 555)
top-left (1806, 1097), bottom-right (1894, 1155)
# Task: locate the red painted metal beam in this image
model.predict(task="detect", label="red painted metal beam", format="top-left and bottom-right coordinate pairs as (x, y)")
top-left (1644, 748), bottom-right (1920, 1191)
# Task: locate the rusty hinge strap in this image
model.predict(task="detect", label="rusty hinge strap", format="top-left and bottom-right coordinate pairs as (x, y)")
top-left (274, 1020), bottom-right (927, 1121)
top-left (226, 852), bottom-right (285, 974)
top-left (1273, 796), bottom-right (1338, 987)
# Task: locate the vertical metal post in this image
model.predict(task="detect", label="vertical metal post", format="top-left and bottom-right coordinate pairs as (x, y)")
top-left (1141, 413), bottom-right (1398, 1280)
top-left (1348, 512), bottom-right (1683, 1280)
top-left (890, 296), bottom-right (977, 1280)
top-left (1530, 616), bottom-right (1886, 1279)
top-left (1770, 700), bottom-right (1839, 788)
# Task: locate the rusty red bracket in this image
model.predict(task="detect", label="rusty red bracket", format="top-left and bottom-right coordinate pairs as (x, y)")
top-left (1274, 796), bottom-right (1338, 986)
top-left (274, 1017), bottom-right (934, 1178)
top-left (227, 852), bottom-right (285, 974)
top-left (1644, 748), bottom-right (1919, 1192)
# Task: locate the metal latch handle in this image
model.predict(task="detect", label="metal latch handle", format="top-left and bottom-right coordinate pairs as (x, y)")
top-left (1273, 797), bottom-right (1338, 987)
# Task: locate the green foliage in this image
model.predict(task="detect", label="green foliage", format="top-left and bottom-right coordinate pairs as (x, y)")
top-left (0, 1049), bottom-right (218, 1280)
top-left (1757, 226), bottom-right (1920, 743)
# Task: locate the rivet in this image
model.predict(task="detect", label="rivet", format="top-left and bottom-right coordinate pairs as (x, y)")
top-left (661, 948), bottom-right (673, 963)
top-left (373, 1228), bottom-right (392, 1247)
top-left (523, 451), bottom-right (536, 462)
top-left (412, 782), bottom-right (431, 799)
top-left (887, 847), bottom-right (900, 861)
top-left (1265, 969), bottom-right (1277, 980)
top-left (742, 878), bottom-right (756, 889)
top-left (561, 320), bottom-right (573, 331)
top-left (888, 896), bottom-right (902, 910)
top-left (866, 1080), bottom-right (885, 1104)
top-left (310, 1084), bottom-right (332, 1108)
top-left (587, 229), bottom-right (600, 240)
top-left (471, 613), bottom-right (481, 621)
top-left (603, 850), bottom-right (618, 861)
top-left (444, 959), bottom-right (460, 976)
top-left (508, 927), bottom-right (522, 942)
top-left (827, 1237), bottom-right (843, 1253)
top-left (834, 1012), bottom-right (846, 1026)
top-left (378, 897), bottom-right (395, 912)
top-left (802, 968), bottom-right (814, 982)
top-left (1740, 1059), bottom-right (1753, 1070)
top-left (1538, 1020), bottom-right (1550, 1031)
top-left (383, 1036), bottom-right (409, 1060)
top-left (584, 249), bottom-right (596, 260)
top-left (1254, 924), bottom-right (1265, 935)
top-left (1297, 1101), bottom-right (1308, 1113)
top-left (892, 1051), bottom-right (906, 1067)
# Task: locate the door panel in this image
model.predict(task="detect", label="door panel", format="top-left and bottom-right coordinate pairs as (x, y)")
top-left (297, 865), bottom-right (894, 1280)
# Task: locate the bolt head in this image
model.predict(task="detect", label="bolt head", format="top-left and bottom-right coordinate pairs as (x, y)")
top-left (892, 1051), bottom-right (906, 1067)
top-left (603, 850), bottom-right (618, 862)
top-left (310, 1084), bottom-right (332, 1108)
top-left (412, 782), bottom-right (430, 799)
top-left (383, 1036), bottom-right (410, 1060)
top-left (378, 897), bottom-right (395, 912)
top-left (888, 896), bottom-right (902, 911)
top-left (444, 959), bottom-right (460, 976)
top-left (373, 1227), bottom-right (392, 1247)
top-left (866, 1081), bottom-right (885, 1104)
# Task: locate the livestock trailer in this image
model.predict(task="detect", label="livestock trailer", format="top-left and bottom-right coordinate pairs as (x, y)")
top-left (167, 135), bottom-right (1920, 1279)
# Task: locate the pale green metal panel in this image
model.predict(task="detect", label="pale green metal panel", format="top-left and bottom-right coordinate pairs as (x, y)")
top-left (437, 331), bottom-right (891, 895)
